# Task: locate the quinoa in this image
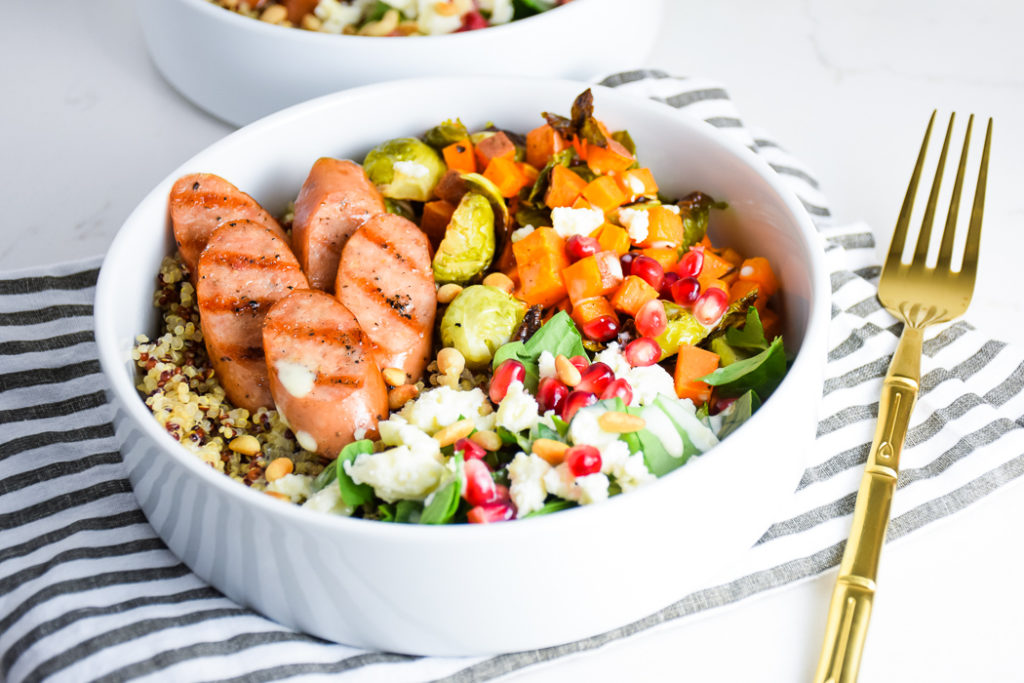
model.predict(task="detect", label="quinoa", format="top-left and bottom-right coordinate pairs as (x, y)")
top-left (132, 255), bottom-right (327, 492)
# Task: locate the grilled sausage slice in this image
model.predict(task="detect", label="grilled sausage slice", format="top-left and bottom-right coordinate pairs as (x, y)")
top-left (291, 158), bottom-right (386, 292)
top-left (263, 289), bottom-right (388, 458)
top-left (170, 173), bottom-right (286, 277)
top-left (196, 219), bottom-right (308, 412)
top-left (335, 213), bottom-right (436, 383)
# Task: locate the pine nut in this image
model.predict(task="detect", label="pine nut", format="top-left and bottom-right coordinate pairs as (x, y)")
top-left (433, 0), bottom-right (461, 16)
top-left (598, 411), bottom-right (646, 433)
top-left (470, 429), bottom-right (502, 451)
top-left (434, 419), bottom-right (475, 447)
top-left (382, 367), bottom-right (407, 387)
top-left (358, 8), bottom-right (399, 35)
top-left (265, 491), bottom-right (291, 502)
top-left (388, 384), bottom-right (419, 410)
top-left (300, 13), bottom-right (322, 30)
top-left (259, 4), bottom-right (287, 24)
top-left (532, 438), bottom-right (569, 465)
top-left (437, 347), bottom-right (465, 376)
top-left (265, 457), bottom-right (294, 482)
top-left (437, 283), bottom-right (463, 304)
top-left (555, 354), bottom-right (582, 387)
top-left (482, 272), bottom-right (515, 294)
top-left (228, 434), bottom-right (261, 456)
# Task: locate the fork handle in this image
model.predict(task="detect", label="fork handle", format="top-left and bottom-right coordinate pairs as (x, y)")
top-left (814, 324), bottom-right (923, 683)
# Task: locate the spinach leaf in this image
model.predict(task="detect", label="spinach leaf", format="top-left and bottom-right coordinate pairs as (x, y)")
top-left (492, 311), bottom-right (586, 392)
top-left (364, 1), bottom-right (397, 23)
top-left (393, 499), bottom-right (422, 524)
top-left (701, 336), bottom-right (786, 399)
top-left (725, 308), bottom-right (769, 352)
top-left (420, 453), bottom-right (463, 525)
top-left (717, 390), bottom-right (760, 439)
top-left (524, 498), bottom-right (578, 517)
top-left (311, 460), bottom-right (337, 493)
top-left (336, 440), bottom-right (376, 507)
top-left (551, 415), bottom-right (570, 437)
top-left (634, 427), bottom-right (687, 477)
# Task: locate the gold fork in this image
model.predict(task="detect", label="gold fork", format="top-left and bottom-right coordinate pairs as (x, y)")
top-left (813, 112), bottom-right (992, 683)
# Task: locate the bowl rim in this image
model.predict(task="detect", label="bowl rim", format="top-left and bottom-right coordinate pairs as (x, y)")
top-left (170, 0), bottom-right (616, 42)
top-left (95, 75), bottom-right (830, 543)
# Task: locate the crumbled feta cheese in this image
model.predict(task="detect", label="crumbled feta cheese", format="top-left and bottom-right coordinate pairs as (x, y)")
top-left (392, 160), bottom-right (430, 178)
top-left (496, 380), bottom-right (540, 433)
top-left (599, 440), bottom-right (655, 491)
top-left (295, 430), bottom-right (318, 454)
top-left (617, 207), bottom-right (649, 244)
top-left (478, 0), bottom-right (514, 23)
top-left (302, 483), bottom-right (354, 516)
top-left (314, 0), bottom-right (368, 33)
top-left (663, 203), bottom-right (680, 214)
top-left (416, 0), bottom-right (463, 34)
top-left (266, 473), bottom-right (313, 503)
top-left (542, 464), bottom-right (610, 506)
top-left (551, 207), bottom-right (605, 240)
top-left (377, 415), bottom-right (441, 457)
top-left (593, 342), bottom-right (675, 407)
top-left (568, 407), bottom-right (622, 449)
top-left (626, 174), bottom-right (647, 197)
top-left (508, 452), bottom-right (552, 517)
top-left (538, 351), bottom-right (557, 380)
top-left (275, 360), bottom-right (316, 399)
top-left (344, 445), bottom-right (446, 502)
top-left (400, 386), bottom-right (493, 434)
top-left (510, 225), bottom-right (535, 243)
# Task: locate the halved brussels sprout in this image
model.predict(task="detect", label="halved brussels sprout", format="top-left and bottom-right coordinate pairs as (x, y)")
top-left (655, 291), bottom-right (757, 359)
top-left (423, 119), bottom-right (470, 150)
top-left (461, 172), bottom-right (509, 232)
top-left (440, 285), bottom-right (527, 369)
top-left (363, 138), bottom-right (445, 202)
top-left (432, 192), bottom-right (495, 284)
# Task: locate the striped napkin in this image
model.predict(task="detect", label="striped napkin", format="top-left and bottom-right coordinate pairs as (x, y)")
top-left (3, 71), bottom-right (1023, 683)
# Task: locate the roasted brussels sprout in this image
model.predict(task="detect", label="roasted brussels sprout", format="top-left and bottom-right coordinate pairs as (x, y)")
top-left (432, 192), bottom-right (495, 284)
top-left (363, 138), bottom-right (445, 202)
top-left (440, 285), bottom-right (527, 369)
top-left (462, 172), bottom-right (509, 232)
top-left (423, 119), bottom-right (470, 150)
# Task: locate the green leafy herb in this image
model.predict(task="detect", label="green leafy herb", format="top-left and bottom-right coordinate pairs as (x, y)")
top-left (492, 311), bottom-right (587, 392)
top-left (717, 390), bottom-right (761, 439)
top-left (420, 453), bottom-right (464, 524)
top-left (701, 336), bottom-right (787, 399)
top-left (725, 308), bottom-right (769, 352)
top-left (524, 498), bottom-right (578, 517)
top-left (336, 440), bottom-right (375, 507)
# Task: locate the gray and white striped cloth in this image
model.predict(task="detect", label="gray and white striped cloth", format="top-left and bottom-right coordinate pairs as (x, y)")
top-left (2, 70), bottom-right (1023, 682)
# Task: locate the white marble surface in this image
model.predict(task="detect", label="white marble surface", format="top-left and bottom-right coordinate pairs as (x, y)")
top-left (3, 1), bottom-right (1024, 681)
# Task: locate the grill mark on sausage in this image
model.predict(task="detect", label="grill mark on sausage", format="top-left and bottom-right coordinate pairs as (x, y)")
top-left (346, 276), bottom-right (419, 325)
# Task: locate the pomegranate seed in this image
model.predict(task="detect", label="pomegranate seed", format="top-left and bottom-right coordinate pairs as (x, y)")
top-left (676, 247), bottom-right (705, 278)
top-left (659, 271), bottom-right (680, 299)
top-left (456, 9), bottom-right (489, 31)
top-left (565, 445), bottom-right (602, 477)
top-left (467, 502), bottom-right (516, 523)
top-left (670, 276), bottom-right (701, 306)
top-left (463, 458), bottom-right (499, 506)
top-left (489, 359), bottom-right (525, 403)
top-left (693, 287), bottom-right (729, 325)
top-left (713, 397), bottom-right (737, 414)
top-left (576, 362), bottom-right (615, 396)
top-left (537, 376), bottom-right (570, 415)
top-left (454, 437), bottom-right (486, 461)
top-left (635, 298), bottom-right (668, 337)
top-left (600, 377), bottom-right (633, 404)
top-left (565, 235), bottom-right (601, 262)
top-left (624, 337), bottom-right (661, 367)
top-left (569, 355), bottom-right (590, 373)
top-left (561, 390), bottom-right (597, 422)
top-left (493, 483), bottom-right (511, 504)
top-left (620, 252), bottom-right (635, 276)
top-left (629, 255), bottom-right (664, 291)
top-left (581, 315), bottom-right (619, 342)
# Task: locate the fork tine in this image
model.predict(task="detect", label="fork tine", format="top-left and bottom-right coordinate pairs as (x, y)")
top-left (959, 117), bottom-right (992, 282)
top-left (935, 115), bottom-right (972, 270)
top-left (912, 113), bottom-right (955, 265)
top-left (889, 111), bottom-right (936, 265)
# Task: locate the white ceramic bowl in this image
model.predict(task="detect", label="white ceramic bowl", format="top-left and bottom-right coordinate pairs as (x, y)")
top-left (95, 77), bottom-right (830, 656)
top-left (136, 0), bottom-right (665, 126)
